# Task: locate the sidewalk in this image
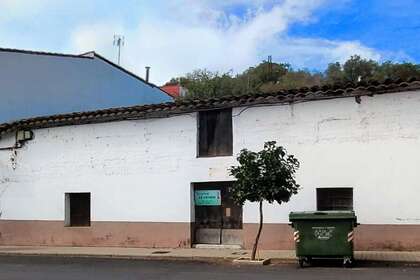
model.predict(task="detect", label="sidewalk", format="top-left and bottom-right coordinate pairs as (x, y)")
top-left (0, 246), bottom-right (420, 264)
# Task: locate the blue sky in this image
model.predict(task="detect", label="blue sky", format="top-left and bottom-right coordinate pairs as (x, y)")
top-left (288, 0), bottom-right (420, 62)
top-left (1, 0), bottom-right (419, 84)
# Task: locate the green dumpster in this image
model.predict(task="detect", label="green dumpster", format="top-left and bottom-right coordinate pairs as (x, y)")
top-left (289, 211), bottom-right (358, 267)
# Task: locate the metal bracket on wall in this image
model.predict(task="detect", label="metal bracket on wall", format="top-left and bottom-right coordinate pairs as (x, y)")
top-left (0, 130), bottom-right (34, 151)
top-left (0, 130), bottom-right (34, 170)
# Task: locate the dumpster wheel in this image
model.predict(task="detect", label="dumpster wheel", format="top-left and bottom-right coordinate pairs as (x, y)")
top-left (298, 257), bottom-right (311, 268)
top-left (298, 258), bottom-right (305, 268)
top-left (343, 257), bottom-right (353, 268)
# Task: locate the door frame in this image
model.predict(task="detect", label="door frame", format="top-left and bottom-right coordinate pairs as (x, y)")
top-left (191, 181), bottom-right (243, 245)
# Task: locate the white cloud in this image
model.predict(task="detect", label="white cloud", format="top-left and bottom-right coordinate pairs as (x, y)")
top-left (71, 22), bottom-right (125, 59)
top-left (0, 0), bottom-right (52, 23)
top-left (69, 0), bottom-right (381, 84)
top-left (268, 37), bottom-right (381, 69)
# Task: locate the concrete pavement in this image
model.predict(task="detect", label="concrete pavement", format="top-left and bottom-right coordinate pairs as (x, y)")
top-left (1, 246), bottom-right (420, 264)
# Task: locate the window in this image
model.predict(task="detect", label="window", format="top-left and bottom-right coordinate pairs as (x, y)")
top-left (65, 193), bottom-right (91, 227)
top-left (198, 109), bottom-right (233, 157)
top-left (317, 188), bottom-right (353, 211)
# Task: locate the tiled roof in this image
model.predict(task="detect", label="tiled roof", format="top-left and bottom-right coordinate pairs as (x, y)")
top-left (161, 84), bottom-right (181, 98)
top-left (1, 78), bottom-right (420, 136)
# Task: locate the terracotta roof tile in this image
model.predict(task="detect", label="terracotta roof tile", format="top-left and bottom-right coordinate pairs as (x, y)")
top-left (1, 78), bottom-right (420, 136)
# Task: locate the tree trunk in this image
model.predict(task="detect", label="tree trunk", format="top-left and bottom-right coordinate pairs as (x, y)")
top-left (251, 200), bottom-right (263, 260)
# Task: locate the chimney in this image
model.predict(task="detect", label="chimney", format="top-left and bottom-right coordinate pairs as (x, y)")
top-left (145, 66), bottom-right (151, 82)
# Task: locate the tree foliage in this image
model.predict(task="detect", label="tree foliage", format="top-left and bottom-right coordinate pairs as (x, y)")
top-left (229, 141), bottom-right (300, 205)
top-left (229, 141), bottom-right (300, 260)
top-left (170, 55), bottom-right (420, 99)
top-left (375, 61), bottom-right (420, 81)
top-left (342, 55), bottom-right (379, 83)
top-left (174, 69), bottom-right (235, 99)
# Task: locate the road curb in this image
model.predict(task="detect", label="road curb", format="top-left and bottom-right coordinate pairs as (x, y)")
top-left (0, 251), bottom-right (295, 265)
top-left (0, 252), bottom-right (418, 267)
top-left (0, 252), bottom-right (237, 263)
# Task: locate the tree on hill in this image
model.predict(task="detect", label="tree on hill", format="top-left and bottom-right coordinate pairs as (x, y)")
top-left (260, 70), bottom-right (323, 92)
top-left (175, 69), bottom-right (235, 98)
top-left (233, 62), bottom-right (290, 94)
top-left (170, 56), bottom-right (420, 99)
top-left (324, 62), bottom-right (344, 84)
top-left (342, 55), bottom-right (379, 83)
top-left (229, 141), bottom-right (300, 260)
top-left (373, 61), bottom-right (420, 81)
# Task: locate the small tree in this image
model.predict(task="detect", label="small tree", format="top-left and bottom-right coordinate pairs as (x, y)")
top-left (229, 141), bottom-right (300, 260)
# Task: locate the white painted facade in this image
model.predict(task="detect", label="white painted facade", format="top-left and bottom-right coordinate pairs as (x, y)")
top-left (1, 90), bottom-right (420, 226)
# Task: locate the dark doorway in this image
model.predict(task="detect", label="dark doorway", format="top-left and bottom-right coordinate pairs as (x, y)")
top-left (193, 182), bottom-right (242, 245)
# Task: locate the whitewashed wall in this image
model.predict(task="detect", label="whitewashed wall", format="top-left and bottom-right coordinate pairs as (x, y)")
top-left (1, 90), bottom-right (420, 225)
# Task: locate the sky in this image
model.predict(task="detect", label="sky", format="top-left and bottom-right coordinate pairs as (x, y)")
top-left (1, 0), bottom-right (419, 85)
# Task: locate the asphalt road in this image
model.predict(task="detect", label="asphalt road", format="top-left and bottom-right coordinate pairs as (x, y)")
top-left (0, 256), bottom-right (419, 280)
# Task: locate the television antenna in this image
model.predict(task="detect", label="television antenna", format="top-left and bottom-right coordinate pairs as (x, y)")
top-left (113, 35), bottom-right (125, 65)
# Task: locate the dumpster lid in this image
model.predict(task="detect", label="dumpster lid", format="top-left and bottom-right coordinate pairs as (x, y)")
top-left (289, 211), bottom-right (356, 220)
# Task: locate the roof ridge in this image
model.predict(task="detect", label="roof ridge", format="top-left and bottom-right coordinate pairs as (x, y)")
top-left (0, 47), bottom-right (93, 59)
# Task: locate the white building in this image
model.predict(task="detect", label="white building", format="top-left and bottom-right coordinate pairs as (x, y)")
top-left (1, 79), bottom-right (420, 251)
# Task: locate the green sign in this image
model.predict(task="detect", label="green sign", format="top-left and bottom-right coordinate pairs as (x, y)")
top-left (195, 190), bottom-right (221, 206)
